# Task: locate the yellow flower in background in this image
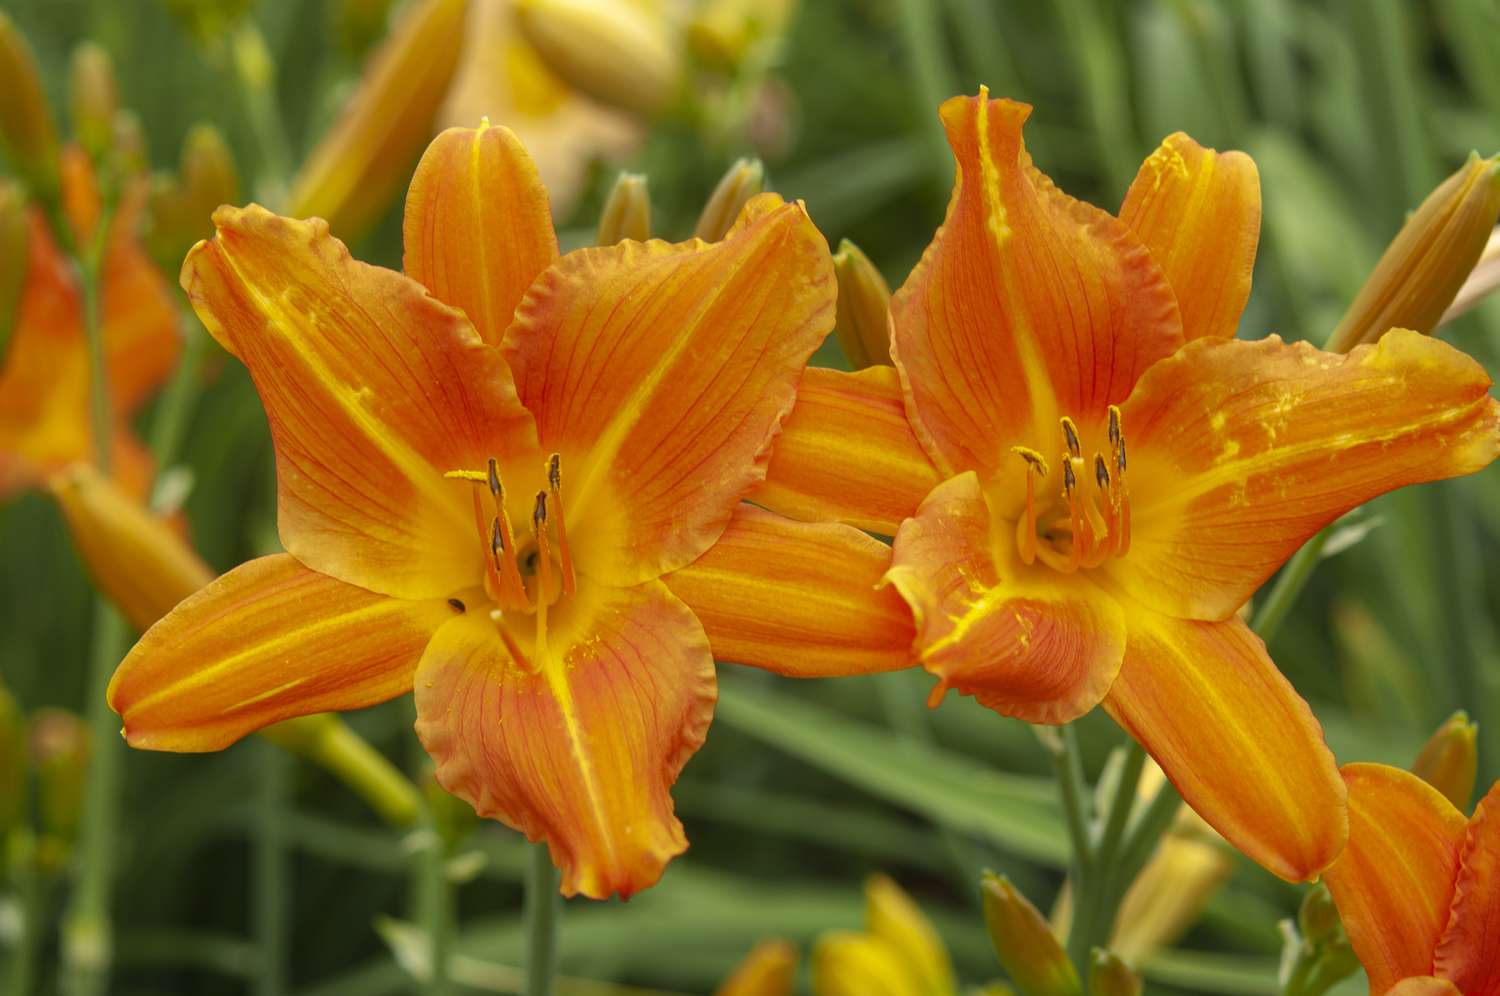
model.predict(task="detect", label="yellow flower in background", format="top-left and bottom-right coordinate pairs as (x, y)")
top-left (813, 875), bottom-right (955, 996)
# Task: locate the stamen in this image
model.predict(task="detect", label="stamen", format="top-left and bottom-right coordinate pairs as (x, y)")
top-left (484, 458), bottom-right (529, 609)
top-left (470, 486), bottom-right (505, 603)
top-left (547, 453), bottom-right (577, 595)
top-left (532, 491), bottom-right (552, 659)
top-left (1093, 453), bottom-right (1110, 491)
top-left (1081, 452), bottom-right (1114, 568)
top-left (1108, 405), bottom-right (1122, 449)
top-left (1061, 416), bottom-right (1082, 459)
top-left (1107, 408), bottom-right (1132, 558)
top-left (1011, 446), bottom-right (1048, 566)
top-left (1061, 453), bottom-right (1083, 573)
top-left (494, 619), bottom-right (534, 672)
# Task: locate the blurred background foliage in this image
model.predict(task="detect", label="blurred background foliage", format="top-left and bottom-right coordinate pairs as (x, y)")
top-left (0, 0), bottom-right (1498, 993)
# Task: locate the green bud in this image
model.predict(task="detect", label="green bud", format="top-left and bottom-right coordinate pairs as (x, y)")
top-left (1296, 883), bottom-right (1344, 947)
top-left (0, 12), bottom-right (60, 202)
top-left (833, 239), bottom-right (893, 369)
top-left (1088, 950), bottom-right (1142, 996)
top-left (597, 172), bottom-right (651, 245)
top-left (695, 157), bottom-right (765, 242)
top-left (69, 43), bottom-right (119, 161)
top-left (980, 872), bottom-right (1082, 996)
top-left (1411, 710), bottom-right (1478, 812)
top-left (29, 708), bottom-right (89, 844)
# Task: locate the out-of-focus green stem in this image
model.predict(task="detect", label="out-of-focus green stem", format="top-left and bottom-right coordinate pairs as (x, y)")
top-left (894, 0), bottom-right (958, 196)
top-left (1063, 735), bottom-right (1146, 976)
top-left (254, 744), bottom-right (288, 996)
top-left (1252, 530), bottom-right (1330, 644)
top-left (145, 312), bottom-right (207, 490)
top-left (414, 813), bottom-right (453, 995)
top-left (524, 845), bottom-right (560, 996)
top-left (231, 21), bottom-right (293, 205)
top-left (1052, 0), bottom-right (1137, 198)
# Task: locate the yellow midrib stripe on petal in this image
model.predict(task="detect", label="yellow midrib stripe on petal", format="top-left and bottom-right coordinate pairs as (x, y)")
top-left (541, 642), bottom-right (620, 876)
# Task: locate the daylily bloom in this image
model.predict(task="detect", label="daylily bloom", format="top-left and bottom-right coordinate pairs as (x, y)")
top-left (754, 89), bottom-right (1500, 881)
top-left (0, 147), bottom-right (178, 498)
top-left (1323, 764), bottom-right (1500, 996)
top-left (813, 875), bottom-right (956, 996)
top-left (106, 122), bottom-right (907, 899)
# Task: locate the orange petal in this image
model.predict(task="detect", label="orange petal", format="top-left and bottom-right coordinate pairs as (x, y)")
top-left (883, 472), bottom-right (1124, 724)
top-left (1434, 780), bottom-right (1500, 994)
top-left (890, 90), bottom-right (1181, 480)
top-left (662, 504), bottom-right (914, 678)
top-left (1119, 133), bottom-right (1260, 341)
top-left (1387, 979), bottom-right (1464, 996)
top-left (1112, 331), bottom-right (1500, 621)
top-left (502, 194), bottom-right (835, 585)
top-left (181, 205), bottom-right (540, 600)
top-left (1103, 612), bottom-right (1346, 882)
top-left (413, 579), bottom-right (715, 899)
top-left (1324, 764), bottom-right (1468, 993)
top-left (101, 190), bottom-right (179, 415)
top-left (108, 554), bottom-right (449, 751)
top-left (749, 365), bottom-right (940, 536)
top-left (402, 124), bottom-right (558, 347)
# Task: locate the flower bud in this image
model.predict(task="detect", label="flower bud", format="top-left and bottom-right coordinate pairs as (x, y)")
top-left (695, 157), bottom-right (765, 242)
top-left (513, 0), bottom-right (677, 117)
top-left (1441, 225), bottom-right (1500, 326)
top-left (1411, 710), bottom-right (1478, 812)
top-left (0, 682), bottom-right (24, 834)
top-left (110, 110), bottom-right (149, 179)
top-left (161, 0), bottom-right (255, 45)
top-left (69, 43), bottom-right (119, 161)
top-left (981, 872), bottom-right (1082, 996)
top-left (866, 874), bottom-right (954, 995)
top-left (49, 462), bottom-right (214, 633)
top-left (833, 239), bottom-right (893, 368)
top-left (687, 0), bottom-right (796, 73)
top-left (286, 0), bottom-right (468, 242)
top-left (0, 12), bottom-right (60, 202)
top-left (597, 171), bottom-right (651, 245)
top-left (1089, 950), bottom-right (1143, 996)
top-left (0, 179), bottom-right (29, 357)
top-left (714, 938), bottom-right (796, 996)
top-left (148, 123), bottom-right (240, 271)
top-left (1296, 882), bottom-right (1343, 947)
top-left (812, 931), bottom-right (918, 996)
top-left (1327, 153), bottom-right (1500, 352)
top-left (29, 708), bottom-right (89, 844)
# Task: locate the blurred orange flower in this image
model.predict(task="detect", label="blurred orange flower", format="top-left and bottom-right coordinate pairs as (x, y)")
top-left (107, 123), bottom-right (910, 899)
top-left (1324, 764), bottom-right (1500, 996)
top-left (756, 89), bottom-right (1500, 883)
top-left (0, 147), bottom-right (178, 498)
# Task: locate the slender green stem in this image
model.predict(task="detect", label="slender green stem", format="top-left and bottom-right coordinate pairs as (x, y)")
top-left (253, 744), bottom-right (288, 996)
top-left (1064, 736), bottom-right (1148, 975)
top-left (5, 836), bottom-right (42, 996)
top-left (1112, 773), bottom-right (1181, 890)
top-left (524, 845), bottom-right (560, 996)
top-left (415, 816), bottom-right (453, 996)
top-left (231, 22), bottom-right (294, 204)
top-left (1050, 726), bottom-right (1094, 875)
top-left (145, 313), bottom-right (206, 490)
top-left (1251, 529), bottom-right (1330, 644)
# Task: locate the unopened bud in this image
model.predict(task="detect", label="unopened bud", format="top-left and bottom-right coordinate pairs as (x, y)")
top-left (597, 171), bottom-right (651, 245)
top-left (1327, 153), bottom-right (1500, 352)
top-left (833, 239), bottom-right (893, 368)
top-left (1441, 226), bottom-right (1500, 326)
top-left (0, 13), bottom-right (60, 202)
top-left (1412, 710), bottom-right (1478, 812)
top-left (714, 938), bottom-right (796, 996)
top-left (687, 0), bottom-right (796, 73)
top-left (1296, 882), bottom-right (1344, 947)
top-left (181, 124), bottom-right (240, 210)
top-left (111, 110), bottom-right (148, 178)
top-left (1089, 950), bottom-right (1142, 996)
top-left (70, 43), bottom-right (119, 161)
top-left (812, 931), bottom-right (919, 996)
top-left (0, 682), bottom-right (24, 833)
top-left (695, 157), bottom-right (765, 242)
top-left (287, 0), bottom-right (467, 242)
top-left (29, 708), bottom-right (89, 844)
top-left (148, 123), bottom-right (240, 271)
top-left (161, 0), bottom-right (255, 45)
top-left (49, 462), bottom-right (214, 633)
top-left (981, 872), bottom-right (1082, 996)
top-left (0, 179), bottom-right (29, 356)
top-left (513, 0), bottom-right (677, 117)
top-left (866, 874), bottom-right (954, 995)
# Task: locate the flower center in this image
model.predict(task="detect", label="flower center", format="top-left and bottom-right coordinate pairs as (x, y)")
top-left (443, 453), bottom-right (577, 670)
top-left (1011, 406), bottom-right (1132, 573)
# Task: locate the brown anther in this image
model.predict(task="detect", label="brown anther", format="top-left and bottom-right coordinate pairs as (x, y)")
top-left (533, 490), bottom-right (548, 527)
top-left (1116, 435), bottom-right (1128, 474)
top-left (1061, 417), bottom-right (1082, 459)
top-left (490, 517), bottom-right (504, 563)
top-left (487, 457), bottom-right (501, 496)
top-left (548, 452), bottom-right (561, 491)
top-left (1108, 405), bottom-right (1122, 448)
top-left (546, 453), bottom-right (576, 594)
top-left (1094, 453), bottom-right (1110, 490)
top-left (1061, 453), bottom-right (1077, 496)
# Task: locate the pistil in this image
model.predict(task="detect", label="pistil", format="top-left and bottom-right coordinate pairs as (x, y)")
top-left (547, 453), bottom-right (577, 595)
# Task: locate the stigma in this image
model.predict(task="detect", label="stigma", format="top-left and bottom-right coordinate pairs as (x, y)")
top-left (1013, 407), bottom-right (1132, 573)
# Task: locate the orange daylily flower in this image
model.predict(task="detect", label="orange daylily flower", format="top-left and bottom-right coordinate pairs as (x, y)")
top-left (107, 122), bottom-right (909, 899)
top-left (1323, 764), bottom-right (1500, 996)
top-left (755, 90), bottom-right (1500, 882)
top-left (0, 148), bottom-right (178, 498)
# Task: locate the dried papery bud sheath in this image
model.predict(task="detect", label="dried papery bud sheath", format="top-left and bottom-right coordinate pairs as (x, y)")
top-left (69, 43), bottom-right (119, 161)
top-left (1411, 710), bottom-right (1478, 812)
top-left (695, 157), bottom-right (765, 242)
top-left (1327, 152), bottom-right (1500, 353)
top-left (0, 13), bottom-right (60, 203)
top-left (49, 463), bottom-right (214, 633)
top-left (980, 872), bottom-right (1082, 996)
top-left (597, 171), bottom-right (651, 245)
top-left (1089, 950), bottom-right (1143, 996)
top-left (1441, 226), bottom-right (1500, 326)
top-left (0, 179), bottom-right (28, 356)
top-left (513, 0), bottom-right (677, 117)
top-left (714, 938), bottom-right (797, 996)
top-left (286, 0), bottom-right (467, 243)
top-left (29, 708), bottom-right (89, 845)
top-left (833, 238), bottom-right (893, 368)
top-left (0, 682), bottom-right (23, 834)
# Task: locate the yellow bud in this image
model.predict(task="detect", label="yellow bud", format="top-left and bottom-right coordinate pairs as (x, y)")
top-left (0, 681), bottom-right (24, 834)
top-left (714, 938), bottom-right (797, 996)
top-left (0, 12), bottom-right (60, 202)
top-left (597, 171), bottom-right (651, 245)
top-left (833, 239), bottom-right (893, 368)
top-left (865, 874), bottom-right (954, 995)
top-left (29, 707), bottom-right (89, 844)
top-left (687, 0), bottom-right (797, 73)
top-left (0, 179), bottom-right (29, 356)
top-left (513, 0), bottom-right (677, 117)
top-left (1088, 950), bottom-right (1142, 996)
top-left (695, 157), bottom-right (765, 242)
top-left (1411, 710), bottom-right (1478, 812)
top-left (49, 462), bottom-right (214, 633)
top-left (811, 931), bottom-right (920, 996)
top-left (981, 872), bottom-right (1082, 996)
top-left (70, 43), bottom-right (119, 160)
top-left (287, 0), bottom-right (468, 242)
top-left (1441, 225), bottom-right (1500, 326)
top-left (1327, 153), bottom-right (1500, 352)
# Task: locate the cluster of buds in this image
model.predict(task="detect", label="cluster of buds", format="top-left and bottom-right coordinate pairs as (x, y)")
top-left (982, 872), bottom-right (1143, 996)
